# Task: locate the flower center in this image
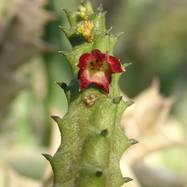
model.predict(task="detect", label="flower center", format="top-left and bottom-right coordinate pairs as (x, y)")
top-left (90, 60), bottom-right (102, 70)
top-left (89, 60), bottom-right (108, 72)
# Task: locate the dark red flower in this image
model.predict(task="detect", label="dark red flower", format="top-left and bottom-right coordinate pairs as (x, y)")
top-left (77, 49), bottom-right (124, 93)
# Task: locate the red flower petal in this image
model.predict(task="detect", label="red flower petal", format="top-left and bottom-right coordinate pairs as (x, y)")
top-left (96, 79), bottom-right (109, 93)
top-left (107, 55), bottom-right (124, 73)
top-left (91, 49), bottom-right (106, 61)
top-left (91, 49), bottom-right (102, 57)
top-left (78, 53), bottom-right (94, 70)
top-left (78, 69), bottom-right (110, 93)
top-left (77, 49), bottom-right (124, 93)
top-left (78, 69), bottom-right (90, 90)
top-left (90, 72), bottom-right (110, 93)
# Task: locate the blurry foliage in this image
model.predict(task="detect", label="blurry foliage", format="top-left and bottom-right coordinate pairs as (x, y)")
top-left (111, 0), bottom-right (187, 97)
top-left (0, 0), bottom-right (51, 136)
top-left (0, 0), bottom-right (51, 186)
top-left (121, 80), bottom-right (187, 187)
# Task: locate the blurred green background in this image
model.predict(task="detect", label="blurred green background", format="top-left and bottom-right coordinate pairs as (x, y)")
top-left (0, 0), bottom-right (187, 186)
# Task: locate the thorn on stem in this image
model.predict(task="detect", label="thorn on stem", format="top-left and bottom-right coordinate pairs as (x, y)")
top-left (117, 32), bottom-right (125, 38)
top-left (128, 138), bottom-right (139, 145)
top-left (123, 62), bottom-right (133, 68)
top-left (112, 96), bottom-right (123, 104)
top-left (42, 153), bottom-right (52, 162)
top-left (124, 177), bottom-right (133, 183)
top-left (51, 115), bottom-right (61, 123)
top-left (106, 27), bottom-right (113, 34)
top-left (125, 100), bottom-right (134, 107)
top-left (56, 81), bottom-right (68, 90)
top-left (97, 4), bottom-right (104, 12)
top-left (59, 25), bottom-right (69, 35)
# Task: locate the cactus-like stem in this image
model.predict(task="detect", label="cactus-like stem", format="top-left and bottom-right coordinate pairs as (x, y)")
top-left (44, 1), bottom-right (134, 186)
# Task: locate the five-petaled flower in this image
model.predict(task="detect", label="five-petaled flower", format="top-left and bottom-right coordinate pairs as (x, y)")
top-left (77, 49), bottom-right (124, 93)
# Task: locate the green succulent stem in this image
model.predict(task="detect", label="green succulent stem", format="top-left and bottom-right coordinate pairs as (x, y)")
top-left (44, 1), bottom-right (134, 186)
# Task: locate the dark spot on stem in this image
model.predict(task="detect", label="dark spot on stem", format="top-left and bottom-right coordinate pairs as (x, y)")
top-left (100, 129), bottom-right (108, 137)
top-left (95, 170), bottom-right (103, 177)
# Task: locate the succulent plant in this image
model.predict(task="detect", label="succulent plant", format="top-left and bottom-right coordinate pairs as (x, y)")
top-left (43, 1), bottom-right (135, 186)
